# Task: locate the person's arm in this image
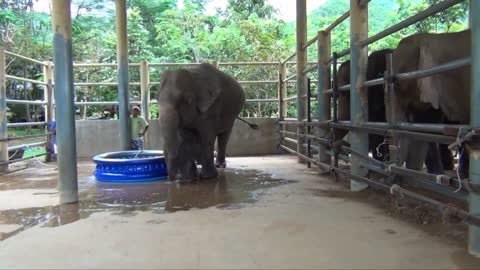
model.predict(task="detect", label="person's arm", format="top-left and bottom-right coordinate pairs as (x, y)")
top-left (139, 117), bottom-right (149, 136)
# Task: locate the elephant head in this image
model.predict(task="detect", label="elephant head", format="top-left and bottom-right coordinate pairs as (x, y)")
top-left (391, 30), bottom-right (470, 173)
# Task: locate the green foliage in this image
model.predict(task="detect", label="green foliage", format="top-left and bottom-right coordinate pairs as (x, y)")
top-left (1, 0), bottom-right (470, 118)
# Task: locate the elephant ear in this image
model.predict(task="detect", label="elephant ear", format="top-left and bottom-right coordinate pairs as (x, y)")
top-left (191, 64), bottom-right (223, 113)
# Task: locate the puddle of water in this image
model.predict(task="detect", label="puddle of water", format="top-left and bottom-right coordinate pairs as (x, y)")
top-left (0, 169), bottom-right (293, 241)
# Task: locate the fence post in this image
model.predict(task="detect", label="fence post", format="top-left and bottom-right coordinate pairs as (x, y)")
top-left (140, 61), bottom-right (150, 120)
top-left (278, 62), bottom-right (286, 119)
top-left (469, 0), bottom-right (480, 257)
top-left (0, 46), bottom-right (8, 172)
top-left (317, 30), bottom-right (331, 168)
top-left (349, 0), bottom-right (369, 191)
top-left (296, 0), bottom-right (307, 163)
top-left (43, 61), bottom-right (54, 162)
top-left (52, 0), bottom-right (78, 204)
top-left (115, 0), bottom-right (131, 151)
top-left (384, 53), bottom-right (398, 163)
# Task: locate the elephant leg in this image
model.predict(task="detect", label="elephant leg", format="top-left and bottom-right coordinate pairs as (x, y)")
top-left (215, 130), bottom-right (231, 168)
top-left (425, 143), bottom-right (444, 174)
top-left (199, 135), bottom-right (218, 179)
top-left (180, 159), bottom-right (198, 181)
top-left (439, 144), bottom-right (454, 171)
top-left (405, 140), bottom-right (430, 171)
top-left (458, 145), bottom-right (469, 179)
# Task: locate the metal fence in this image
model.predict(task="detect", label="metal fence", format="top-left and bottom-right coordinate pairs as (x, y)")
top-left (0, 49), bottom-right (304, 166)
top-left (279, 0), bottom-right (480, 256)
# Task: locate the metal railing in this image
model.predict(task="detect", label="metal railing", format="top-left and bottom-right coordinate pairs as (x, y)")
top-left (279, 0), bottom-right (480, 256)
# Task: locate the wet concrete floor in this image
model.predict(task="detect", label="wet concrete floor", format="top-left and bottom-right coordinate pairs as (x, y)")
top-left (0, 161), bottom-right (292, 241)
top-left (1, 156), bottom-right (480, 269)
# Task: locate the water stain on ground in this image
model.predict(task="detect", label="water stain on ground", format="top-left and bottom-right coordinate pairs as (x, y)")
top-left (0, 168), bottom-right (293, 241)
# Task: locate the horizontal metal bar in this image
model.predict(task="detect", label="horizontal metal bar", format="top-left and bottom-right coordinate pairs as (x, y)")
top-left (148, 63), bottom-right (202, 67)
top-left (364, 122), bottom-right (468, 136)
top-left (5, 75), bottom-right (46, 85)
top-left (363, 78), bottom-right (384, 87)
top-left (332, 121), bottom-right (455, 144)
top-left (280, 144), bottom-right (330, 171)
top-left (8, 122), bottom-right (47, 128)
top-left (280, 130), bottom-right (297, 137)
top-left (218, 62), bottom-right (279, 66)
top-left (302, 65), bottom-right (318, 75)
top-left (284, 96), bottom-right (297, 101)
top-left (283, 137), bottom-right (298, 145)
top-left (238, 80), bottom-right (278, 84)
top-left (285, 74), bottom-right (297, 82)
top-left (5, 51), bottom-right (46, 65)
top-left (73, 63), bottom-right (141, 67)
top-left (0, 152), bottom-right (47, 165)
top-left (74, 82), bottom-right (141, 86)
top-left (324, 10), bottom-right (350, 32)
top-left (245, 98), bottom-right (278, 103)
top-left (302, 36), bottom-right (318, 50)
top-left (281, 52), bottom-right (297, 65)
top-left (73, 101), bottom-right (141, 106)
top-left (0, 132), bottom-right (52, 142)
top-left (360, 0), bottom-right (465, 47)
top-left (396, 57), bottom-right (470, 81)
top-left (8, 141), bottom-right (46, 151)
top-left (6, 99), bottom-right (46, 105)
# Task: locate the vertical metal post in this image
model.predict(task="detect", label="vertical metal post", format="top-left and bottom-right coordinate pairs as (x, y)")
top-left (469, 0), bottom-right (480, 257)
top-left (332, 53), bottom-right (339, 169)
top-left (43, 61), bottom-right (54, 162)
top-left (116, 0), bottom-right (130, 150)
top-left (51, 0), bottom-right (78, 204)
top-left (317, 30), bottom-right (331, 167)
top-left (349, 0), bottom-right (369, 191)
top-left (278, 62), bottom-right (287, 119)
top-left (0, 47), bottom-right (8, 172)
top-left (307, 77), bottom-right (311, 168)
top-left (140, 61), bottom-right (149, 120)
top-left (296, 0), bottom-right (307, 163)
top-left (468, 0), bottom-right (472, 28)
top-left (384, 53), bottom-right (398, 162)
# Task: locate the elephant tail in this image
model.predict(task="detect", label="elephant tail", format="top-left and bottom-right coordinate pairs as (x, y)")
top-left (236, 116), bottom-right (259, 130)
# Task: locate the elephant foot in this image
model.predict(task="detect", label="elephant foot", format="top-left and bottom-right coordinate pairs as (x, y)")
top-left (215, 160), bottom-right (226, 168)
top-left (200, 167), bottom-right (218, 179)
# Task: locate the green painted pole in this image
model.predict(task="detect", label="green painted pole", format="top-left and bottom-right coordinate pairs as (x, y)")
top-left (115, 0), bottom-right (131, 150)
top-left (349, 0), bottom-right (369, 191)
top-left (469, 0), bottom-right (480, 257)
top-left (51, 0), bottom-right (78, 204)
top-left (0, 47), bottom-right (8, 173)
top-left (317, 30), bottom-right (331, 169)
top-left (296, 0), bottom-right (307, 163)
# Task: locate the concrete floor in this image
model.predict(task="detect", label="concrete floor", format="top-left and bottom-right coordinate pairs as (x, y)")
top-left (0, 156), bottom-right (480, 269)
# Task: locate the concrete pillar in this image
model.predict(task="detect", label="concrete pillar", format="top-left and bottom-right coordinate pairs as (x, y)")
top-left (51, 0), bottom-right (78, 204)
top-left (140, 60), bottom-right (149, 120)
top-left (349, 0), bottom-right (369, 191)
top-left (278, 62), bottom-right (286, 119)
top-left (0, 47), bottom-right (8, 172)
top-left (296, 0), bottom-right (307, 163)
top-left (115, 0), bottom-right (131, 150)
top-left (468, 0), bottom-right (472, 28)
top-left (317, 30), bottom-right (331, 167)
top-left (469, 0), bottom-right (480, 257)
top-left (43, 62), bottom-right (54, 162)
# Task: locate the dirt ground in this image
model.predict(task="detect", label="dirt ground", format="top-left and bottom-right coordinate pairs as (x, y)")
top-left (0, 155), bottom-right (479, 269)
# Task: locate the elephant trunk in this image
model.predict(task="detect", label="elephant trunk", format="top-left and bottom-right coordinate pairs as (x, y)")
top-left (159, 104), bottom-right (182, 181)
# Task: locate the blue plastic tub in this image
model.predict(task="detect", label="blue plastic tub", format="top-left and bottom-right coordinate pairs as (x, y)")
top-left (92, 150), bottom-right (168, 182)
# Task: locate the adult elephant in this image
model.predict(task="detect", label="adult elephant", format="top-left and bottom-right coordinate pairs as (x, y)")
top-left (157, 63), bottom-right (245, 181)
top-left (335, 49), bottom-right (393, 161)
top-left (392, 30), bottom-right (470, 176)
